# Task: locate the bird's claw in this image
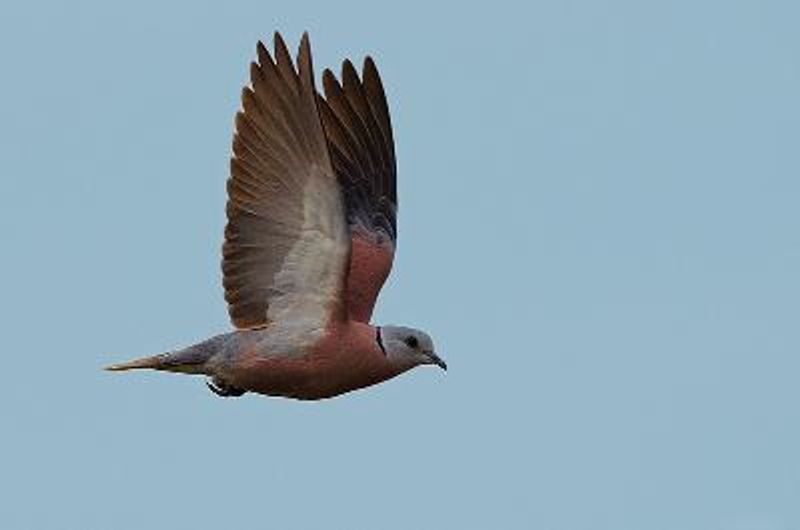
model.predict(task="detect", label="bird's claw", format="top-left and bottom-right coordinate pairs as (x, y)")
top-left (206, 379), bottom-right (246, 398)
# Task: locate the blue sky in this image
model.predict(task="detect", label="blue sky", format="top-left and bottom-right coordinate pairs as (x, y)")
top-left (2, 1), bottom-right (799, 529)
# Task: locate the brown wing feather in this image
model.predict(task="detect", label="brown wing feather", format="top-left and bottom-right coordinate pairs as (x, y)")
top-left (223, 33), bottom-right (349, 330)
top-left (318, 57), bottom-right (397, 322)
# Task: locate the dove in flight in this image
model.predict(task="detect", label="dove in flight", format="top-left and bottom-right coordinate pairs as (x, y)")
top-left (105, 32), bottom-right (445, 400)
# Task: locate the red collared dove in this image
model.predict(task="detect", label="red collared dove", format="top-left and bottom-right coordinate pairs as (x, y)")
top-left (106, 32), bottom-right (445, 400)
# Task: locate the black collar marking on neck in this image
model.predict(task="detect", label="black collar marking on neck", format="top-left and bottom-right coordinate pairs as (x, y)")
top-left (376, 326), bottom-right (387, 356)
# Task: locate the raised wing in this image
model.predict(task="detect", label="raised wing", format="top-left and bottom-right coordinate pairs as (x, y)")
top-left (318, 58), bottom-right (397, 323)
top-left (223, 33), bottom-right (350, 331)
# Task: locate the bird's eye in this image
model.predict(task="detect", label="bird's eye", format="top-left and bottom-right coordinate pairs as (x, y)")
top-left (404, 336), bottom-right (419, 349)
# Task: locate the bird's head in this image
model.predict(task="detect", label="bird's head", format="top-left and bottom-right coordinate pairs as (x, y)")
top-left (376, 326), bottom-right (446, 371)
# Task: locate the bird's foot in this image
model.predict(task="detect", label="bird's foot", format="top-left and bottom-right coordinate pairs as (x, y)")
top-left (206, 378), bottom-right (246, 398)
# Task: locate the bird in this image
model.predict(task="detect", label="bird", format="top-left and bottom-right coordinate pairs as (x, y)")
top-left (105, 32), bottom-right (445, 400)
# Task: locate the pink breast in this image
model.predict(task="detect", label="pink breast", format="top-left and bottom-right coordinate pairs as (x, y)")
top-left (346, 233), bottom-right (394, 322)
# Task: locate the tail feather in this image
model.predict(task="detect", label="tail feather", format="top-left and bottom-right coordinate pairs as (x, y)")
top-left (104, 354), bottom-right (168, 372)
top-left (104, 336), bottom-right (226, 375)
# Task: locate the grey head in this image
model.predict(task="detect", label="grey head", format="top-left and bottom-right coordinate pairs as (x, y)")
top-left (377, 326), bottom-right (446, 371)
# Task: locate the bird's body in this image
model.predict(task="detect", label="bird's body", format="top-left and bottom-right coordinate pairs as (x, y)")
top-left (107, 32), bottom-right (444, 400)
top-left (131, 322), bottom-right (402, 399)
top-left (112, 319), bottom-right (428, 400)
top-left (227, 322), bottom-right (402, 400)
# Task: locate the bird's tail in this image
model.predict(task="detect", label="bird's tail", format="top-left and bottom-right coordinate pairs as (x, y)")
top-left (104, 336), bottom-right (225, 375)
top-left (105, 354), bottom-right (168, 372)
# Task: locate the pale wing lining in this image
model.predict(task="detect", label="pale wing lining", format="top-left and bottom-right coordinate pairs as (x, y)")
top-left (266, 163), bottom-right (350, 341)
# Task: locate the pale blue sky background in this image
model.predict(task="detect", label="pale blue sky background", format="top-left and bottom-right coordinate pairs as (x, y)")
top-left (2, 1), bottom-right (799, 529)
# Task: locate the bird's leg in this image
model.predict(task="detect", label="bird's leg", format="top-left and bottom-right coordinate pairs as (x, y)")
top-left (206, 378), bottom-right (246, 398)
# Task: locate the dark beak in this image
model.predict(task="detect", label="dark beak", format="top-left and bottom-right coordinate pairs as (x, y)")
top-left (425, 351), bottom-right (447, 371)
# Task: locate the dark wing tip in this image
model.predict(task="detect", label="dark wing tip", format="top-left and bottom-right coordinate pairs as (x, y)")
top-left (297, 32), bottom-right (313, 84)
top-left (256, 40), bottom-right (273, 68)
top-left (273, 30), bottom-right (286, 48)
top-left (322, 67), bottom-right (341, 97)
top-left (273, 31), bottom-right (291, 62)
top-left (362, 56), bottom-right (382, 88)
top-left (342, 58), bottom-right (358, 76)
top-left (299, 31), bottom-right (311, 57)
